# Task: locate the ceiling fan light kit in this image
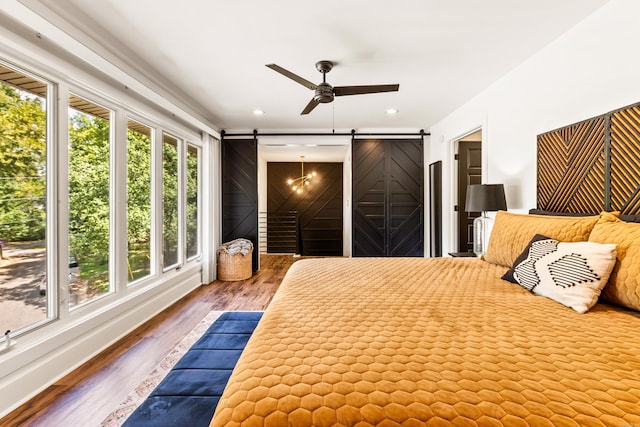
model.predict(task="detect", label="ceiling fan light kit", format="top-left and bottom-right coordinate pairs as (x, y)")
top-left (266, 60), bottom-right (400, 115)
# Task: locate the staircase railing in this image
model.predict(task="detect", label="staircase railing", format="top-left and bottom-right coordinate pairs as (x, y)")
top-left (258, 211), bottom-right (299, 255)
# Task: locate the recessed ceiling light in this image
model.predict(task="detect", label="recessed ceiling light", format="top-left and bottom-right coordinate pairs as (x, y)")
top-left (253, 109), bottom-right (265, 115)
top-left (386, 108), bottom-right (399, 115)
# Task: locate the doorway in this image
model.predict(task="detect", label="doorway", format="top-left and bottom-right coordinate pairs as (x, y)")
top-left (456, 131), bottom-right (482, 252)
top-left (266, 162), bottom-right (343, 256)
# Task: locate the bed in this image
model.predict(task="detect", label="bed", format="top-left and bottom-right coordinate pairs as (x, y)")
top-left (210, 211), bottom-right (640, 426)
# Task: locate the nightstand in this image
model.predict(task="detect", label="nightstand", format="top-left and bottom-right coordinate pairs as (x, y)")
top-left (448, 252), bottom-right (477, 257)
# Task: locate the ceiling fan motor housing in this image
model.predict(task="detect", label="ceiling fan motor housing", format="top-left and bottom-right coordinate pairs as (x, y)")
top-left (314, 83), bottom-right (334, 103)
top-left (315, 60), bottom-right (334, 73)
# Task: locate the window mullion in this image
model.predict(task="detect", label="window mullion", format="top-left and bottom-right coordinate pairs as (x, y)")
top-left (179, 140), bottom-right (187, 265)
top-left (153, 128), bottom-right (164, 271)
top-left (56, 83), bottom-right (71, 320)
top-left (112, 109), bottom-right (128, 293)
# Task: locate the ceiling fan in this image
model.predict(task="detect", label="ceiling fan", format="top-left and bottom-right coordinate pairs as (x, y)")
top-left (266, 60), bottom-right (399, 115)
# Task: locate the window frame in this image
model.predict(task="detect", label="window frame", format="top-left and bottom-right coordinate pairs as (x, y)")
top-left (161, 132), bottom-right (183, 271)
top-left (0, 59), bottom-right (58, 335)
top-left (125, 117), bottom-right (156, 286)
top-left (66, 90), bottom-right (116, 310)
top-left (185, 142), bottom-right (202, 262)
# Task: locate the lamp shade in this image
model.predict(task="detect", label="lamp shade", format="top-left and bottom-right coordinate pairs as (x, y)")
top-left (465, 184), bottom-right (507, 212)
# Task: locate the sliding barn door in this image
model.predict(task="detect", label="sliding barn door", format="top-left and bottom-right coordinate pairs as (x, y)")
top-left (221, 139), bottom-right (258, 271)
top-left (352, 140), bottom-right (386, 256)
top-left (352, 139), bottom-right (424, 257)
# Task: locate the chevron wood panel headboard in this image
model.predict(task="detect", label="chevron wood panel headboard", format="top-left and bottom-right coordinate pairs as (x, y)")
top-left (537, 102), bottom-right (640, 215)
top-left (610, 105), bottom-right (640, 214)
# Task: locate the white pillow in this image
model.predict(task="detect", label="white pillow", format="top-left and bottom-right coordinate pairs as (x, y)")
top-left (513, 239), bottom-right (617, 313)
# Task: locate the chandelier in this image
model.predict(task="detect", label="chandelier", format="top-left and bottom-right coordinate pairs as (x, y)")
top-left (287, 155), bottom-right (316, 194)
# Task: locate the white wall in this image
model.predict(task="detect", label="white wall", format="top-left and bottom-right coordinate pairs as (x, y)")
top-left (429, 0), bottom-right (640, 255)
top-left (202, 133), bottom-right (221, 283)
top-left (343, 147), bottom-right (352, 257)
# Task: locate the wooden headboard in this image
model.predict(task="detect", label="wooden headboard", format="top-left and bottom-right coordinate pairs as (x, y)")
top-left (537, 101), bottom-right (640, 215)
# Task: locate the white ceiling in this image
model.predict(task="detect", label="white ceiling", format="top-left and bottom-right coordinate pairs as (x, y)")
top-left (20, 0), bottom-right (609, 134)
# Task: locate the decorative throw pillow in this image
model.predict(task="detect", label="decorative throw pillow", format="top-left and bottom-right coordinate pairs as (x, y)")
top-left (501, 234), bottom-right (550, 283)
top-left (588, 212), bottom-right (640, 312)
top-left (511, 239), bottom-right (617, 313)
top-left (483, 211), bottom-right (600, 268)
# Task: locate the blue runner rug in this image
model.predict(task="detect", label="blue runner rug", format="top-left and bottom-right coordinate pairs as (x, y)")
top-left (123, 311), bottom-right (263, 426)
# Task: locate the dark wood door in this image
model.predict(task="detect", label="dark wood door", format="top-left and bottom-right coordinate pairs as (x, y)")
top-left (353, 139), bottom-right (424, 257)
top-left (352, 140), bottom-right (386, 256)
top-left (457, 141), bottom-right (482, 252)
top-left (267, 162), bottom-right (343, 256)
top-left (222, 139), bottom-right (258, 271)
top-left (429, 161), bottom-right (442, 257)
top-left (388, 141), bottom-right (424, 256)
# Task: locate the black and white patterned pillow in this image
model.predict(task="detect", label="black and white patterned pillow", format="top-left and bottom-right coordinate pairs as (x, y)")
top-left (513, 238), bottom-right (558, 291)
top-left (512, 239), bottom-right (617, 313)
top-left (501, 234), bottom-right (551, 284)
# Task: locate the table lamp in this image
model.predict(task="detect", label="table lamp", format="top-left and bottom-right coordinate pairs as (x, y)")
top-left (465, 184), bottom-right (507, 256)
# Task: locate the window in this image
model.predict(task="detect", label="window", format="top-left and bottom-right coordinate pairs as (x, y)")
top-left (127, 119), bottom-right (153, 283)
top-left (68, 94), bottom-right (112, 307)
top-left (0, 62), bottom-right (51, 332)
top-left (186, 144), bottom-right (200, 260)
top-left (162, 133), bottom-right (180, 269)
top-left (0, 56), bottom-right (205, 345)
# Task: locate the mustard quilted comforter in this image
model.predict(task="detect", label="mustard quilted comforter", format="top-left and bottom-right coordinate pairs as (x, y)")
top-left (210, 257), bottom-right (640, 426)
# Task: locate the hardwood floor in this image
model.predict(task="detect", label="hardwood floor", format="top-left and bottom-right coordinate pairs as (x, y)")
top-left (1, 254), bottom-right (302, 427)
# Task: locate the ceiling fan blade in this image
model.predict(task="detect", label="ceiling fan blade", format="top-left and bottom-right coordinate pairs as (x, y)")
top-left (266, 64), bottom-right (317, 90)
top-left (334, 84), bottom-right (399, 96)
top-left (301, 98), bottom-right (320, 115)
